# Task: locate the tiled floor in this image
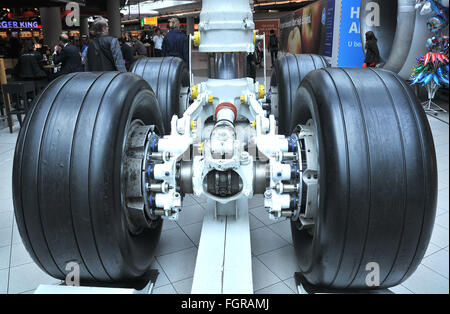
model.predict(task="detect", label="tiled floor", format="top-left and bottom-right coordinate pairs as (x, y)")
top-left (0, 57), bottom-right (448, 294)
top-left (0, 111), bottom-right (448, 294)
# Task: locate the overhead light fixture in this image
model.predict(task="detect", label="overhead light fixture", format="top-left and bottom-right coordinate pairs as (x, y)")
top-left (254, 0), bottom-right (309, 6)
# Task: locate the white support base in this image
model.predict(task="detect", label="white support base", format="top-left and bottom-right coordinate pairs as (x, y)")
top-left (191, 199), bottom-right (253, 294)
top-left (34, 270), bottom-right (158, 294)
top-left (34, 281), bottom-right (155, 295)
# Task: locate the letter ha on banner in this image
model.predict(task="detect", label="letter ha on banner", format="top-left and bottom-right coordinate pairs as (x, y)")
top-left (337, 0), bottom-right (366, 67)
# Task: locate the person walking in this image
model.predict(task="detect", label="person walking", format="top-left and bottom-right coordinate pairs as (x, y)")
top-left (362, 31), bottom-right (381, 68)
top-left (268, 29), bottom-right (279, 68)
top-left (86, 17), bottom-right (126, 72)
top-left (52, 33), bottom-right (83, 76)
top-left (162, 18), bottom-right (189, 66)
top-left (153, 28), bottom-right (164, 57)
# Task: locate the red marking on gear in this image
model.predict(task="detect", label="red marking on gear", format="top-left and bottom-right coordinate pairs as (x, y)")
top-left (215, 102), bottom-right (237, 121)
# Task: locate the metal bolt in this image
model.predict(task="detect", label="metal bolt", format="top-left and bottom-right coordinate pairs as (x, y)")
top-left (264, 190), bottom-right (272, 199)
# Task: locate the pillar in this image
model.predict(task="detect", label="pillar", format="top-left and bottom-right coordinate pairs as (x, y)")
top-left (186, 16), bottom-right (195, 35)
top-left (80, 15), bottom-right (89, 37)
top-left (40, 7), bottom-right (63, 49)
top-left (107, 0), bottom-right (121, 38)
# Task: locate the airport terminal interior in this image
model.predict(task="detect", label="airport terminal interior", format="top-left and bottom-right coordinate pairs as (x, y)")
top-left (0, 0), bottom-right (449, 295)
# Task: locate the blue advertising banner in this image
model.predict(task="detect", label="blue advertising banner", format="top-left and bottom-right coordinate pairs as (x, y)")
top-left (338, 0), bottom-right (365, 67)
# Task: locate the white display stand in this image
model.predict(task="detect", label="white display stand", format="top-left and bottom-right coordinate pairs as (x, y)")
top-left (191, 199), bottom-right (253, 294)
top-left (34, 270), bottom-right (158, 294)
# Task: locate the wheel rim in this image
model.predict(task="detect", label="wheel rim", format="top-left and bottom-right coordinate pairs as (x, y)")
top-left (122, 119), bottom-right (160, 235)
top-left (292, 118), bottom-right (320, 237)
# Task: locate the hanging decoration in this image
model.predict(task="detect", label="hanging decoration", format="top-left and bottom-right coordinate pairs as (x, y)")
top-left (411, 0), bottom-right (449, 114)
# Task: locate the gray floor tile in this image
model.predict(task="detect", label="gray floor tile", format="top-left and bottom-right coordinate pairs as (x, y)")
top-left (430, 223), bottom-right (449, 248)
top-left (255, 282), bottom-right (294, 294)
top-left (402, 265), bottom-right (449, 294)
top-left (422, 249), bottom-right (449, 279)
top-left (438, 156), bottom-right (449, 172)
top-left (162, 219), bottom-right (178, 231)
top-left (8, 262), bottom-right (60, 294)
top-left (173, 277), bottom-right (193, 294)
top-left (436, 207), bottom-right (449, 217)
top-left (0, 227), bottom-right (12, 248)
top-left (151, 259), bottom-right (170, 288)
top-left (12, 221), bottom-right (21, 245)
top-left (0, 198), bottom-right (13, 212)
top-left (0, 185), bottom-right (12, 200)
top-left (0, 268), bottom-right (8, 294)
top-left (252, 257), bottom-right (280, 291)
top-left (157, 247), bottom-right (198, 283)
top-left (268, 219), bottom-right (293, 245)
top-left (251, 226), bottom-right (288, 255)
top-left (434, 133), bottom-right (450, 146)
top-left (0, 245), bottom-right (10, 270)
top-left (250, 206), bottom-right (277, 226)
top-left (192, 196), bottom-right (207, 206)
top-left (0, 211), bottom-right (13, 230)
top-left (389, 285), bottom-right (413, 294)
top-left (248, 194), bottom-right (264, 209)
top-left (0, 143), bottom-right (15, 156)
top-left (257, 246), bottom-right (298, 281)
top-left (181, 222), bottom-right (202, 247)
top-left (249, 213), bottom-right (264, 230)
top-left (437, 188), bottom-right (449, 211)
top-left (182, 195), bottom-right (199, 208)
top-left (435, 143), bottom-right (449, 158)
top-left (283, 277), bottom-right (298, 293)
top-left (177, 203), bottom-right (204, 227)
top-left (425, 242), bottom-right (443, 258)
top-left (438, 170), bottom-right (449, 190)
top-left (153, 283), bottom-right (177, 294)
top-left (436, 212), bottom-right (449, 229)
top-left (155, 227), bottom-right (195, 257)
top-left (10, 243), bottom-right (32, 268)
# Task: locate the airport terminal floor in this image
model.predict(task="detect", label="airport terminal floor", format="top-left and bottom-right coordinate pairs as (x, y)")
top-left (0, 51), bottom-right (449, 294)
top-left (0, 0), bottom-right (449, 297)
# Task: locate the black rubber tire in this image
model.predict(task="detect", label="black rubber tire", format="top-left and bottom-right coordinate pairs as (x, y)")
top-left (13, 72), bottom-right (165, 288)
top-left (130, 57), bottom-right (187, 133)
top-left (276, 54), bottom-right (329, 135)
top-left (290, 68), bottom-right (437, 290)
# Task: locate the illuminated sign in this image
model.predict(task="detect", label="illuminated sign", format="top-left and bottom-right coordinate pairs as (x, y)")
top-left (0, 20), bottom-right (42, 29)
top-left (141, 17), bottom-right (158, 26)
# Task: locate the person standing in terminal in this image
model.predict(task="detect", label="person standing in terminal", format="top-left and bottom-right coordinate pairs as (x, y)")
top-left (118, 37), bottom-right (135, 71)
top-left (86, 17), bottom-right (126, 72)
top-left (52, 33), bottom-right (83, 76)
top-left (162, 18), bottom-right (189, 66)
top-left (362, 31), bottom-right (381, 68)
top-left (16, 39), bottom-right (47, 81)
top-left (268, 29), bottom-right (279, 68)
top-left (153, 28), bottom-right (164, 57)
top-left (80, 35), bottom-right (89, 71)
top-left (132, 36), bottom-right (148, 57)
